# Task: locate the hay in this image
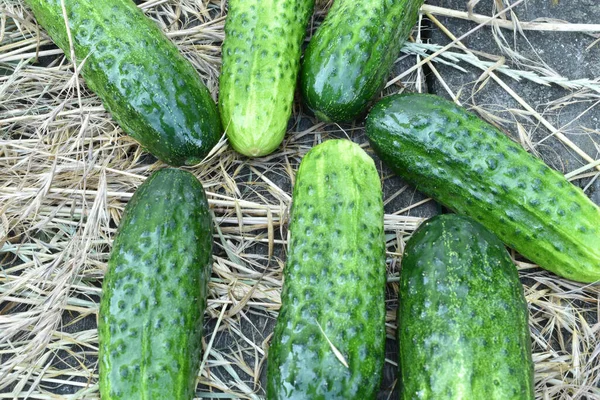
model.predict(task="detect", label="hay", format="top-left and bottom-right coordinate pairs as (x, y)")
top-left (1, 0), bottom-right (599, 398)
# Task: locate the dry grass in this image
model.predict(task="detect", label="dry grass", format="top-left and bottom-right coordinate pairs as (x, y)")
top-left (1, 0), bottom-right (599, 398)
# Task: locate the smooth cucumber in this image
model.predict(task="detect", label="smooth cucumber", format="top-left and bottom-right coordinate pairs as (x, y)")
top-left (267, 140), bottom-right (386, 399)
top-left (98, 168), bottom-right (212, 399)
top-left (25, 0), bottom-right (221, 166)
top-left (398, 214), bottom-right (534, 399)
top-left (219, 0), bottom-right (314, 157)
top-left (366, 93), bottom-right (600, 283)
top-left (300, 0), bottom-right (423, 122)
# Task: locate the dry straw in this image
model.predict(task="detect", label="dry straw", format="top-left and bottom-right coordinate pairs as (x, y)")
top-left (1, 0), bottom-right (599, 398)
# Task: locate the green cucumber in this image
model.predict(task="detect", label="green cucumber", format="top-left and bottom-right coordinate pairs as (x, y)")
top-left (398, 214), bottom-right (534, 399)
top-left (267, 140), bottom-right (386, 399)
top-left (300, 0), bottom-right (423, 122)
top-left (366, 93), bottom-right (600, 283)
top-left (25, 0), bottom-right (221, 166)
top-left (98, 168), bottom-right (212, 399)
top-left (219, 0), bottom-right (314, 157)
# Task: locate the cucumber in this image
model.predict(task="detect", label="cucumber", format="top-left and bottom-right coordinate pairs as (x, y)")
top-left (267, 140), bottom-right (386, 399)
top-left (219, 0), bottom-right (314, 157)
top-left (25, 0), bottom-right (221, 166)
top-left (398, 214), bottom-right (534, 399)
top-left (300, 0), bottom-right (423, 122)
top-left (366, 93), bottom-right (600, 283)
top-left (98, 168), bottom-right (212, 399)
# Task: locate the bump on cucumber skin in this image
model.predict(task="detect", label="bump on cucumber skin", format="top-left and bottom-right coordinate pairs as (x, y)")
top-left (98, 168), bottom-right (212, 400)
top-left (398, 215), bottom-right (534, 400)
top-left (25, 0), bottom-right (222, 166)
top-left (267, 140), bottom-right (386, 399)
top-left (300, 0), bottom-right (424, 123)
top-left (219, 0), bottom-right (314, 157)
top-left (366, 93), bottom-right (600, 283)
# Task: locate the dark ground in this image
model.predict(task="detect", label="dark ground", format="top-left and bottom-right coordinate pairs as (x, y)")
top-left (426, 0), bottom-right (600, 201)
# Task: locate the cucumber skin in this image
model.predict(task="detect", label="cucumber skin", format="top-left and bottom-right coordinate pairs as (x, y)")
top-left (25, 0), bottom-right (221, 166)
top-left (267, 140), bottom-right (386, 399)
top-left (219, 0), bottom-right (314, 157)
top-left (366, 93), bottom-right (600, 283)
top-left (98, 169), bottom-right (212, 399)
top-left (398, 215), bottom-right (534, 399)
top-left (300, 0), bottom-right (423, 122)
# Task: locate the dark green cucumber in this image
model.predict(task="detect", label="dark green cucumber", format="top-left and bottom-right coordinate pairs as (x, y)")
top-left (98, 168), bottom-right (212, 399)
top-left (219, 0), bottom-right (314, 157)
top-left (300, 0), bottom-right (423, 122)
top-left (366, 93), bottom-right (600, 283)
top-left (398, 215), bottom-right (534, 399)
top-left (267, 140), bottom-right (386, 399)
top-left (25, 0), bottom-right (221, 166)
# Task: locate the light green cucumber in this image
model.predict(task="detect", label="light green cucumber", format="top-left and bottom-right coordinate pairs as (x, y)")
top-left (219, 0), bottom-right (314, 157)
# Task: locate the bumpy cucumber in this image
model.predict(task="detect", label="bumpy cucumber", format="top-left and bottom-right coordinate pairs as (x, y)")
top-left (398, 215), bottom-right (534, 399)
top-left (267, 140), bottom-right (386, 399)
top-left (300, 0), bottom-right (423, 122)
top-left (366, 93), bottom-right (600, 283)
top-left (219, 0), bottom-right (314, 157)
top-left (25, 0), bottom-right (221, 166)
top-left (98, 168), bottom-right (212, 399)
